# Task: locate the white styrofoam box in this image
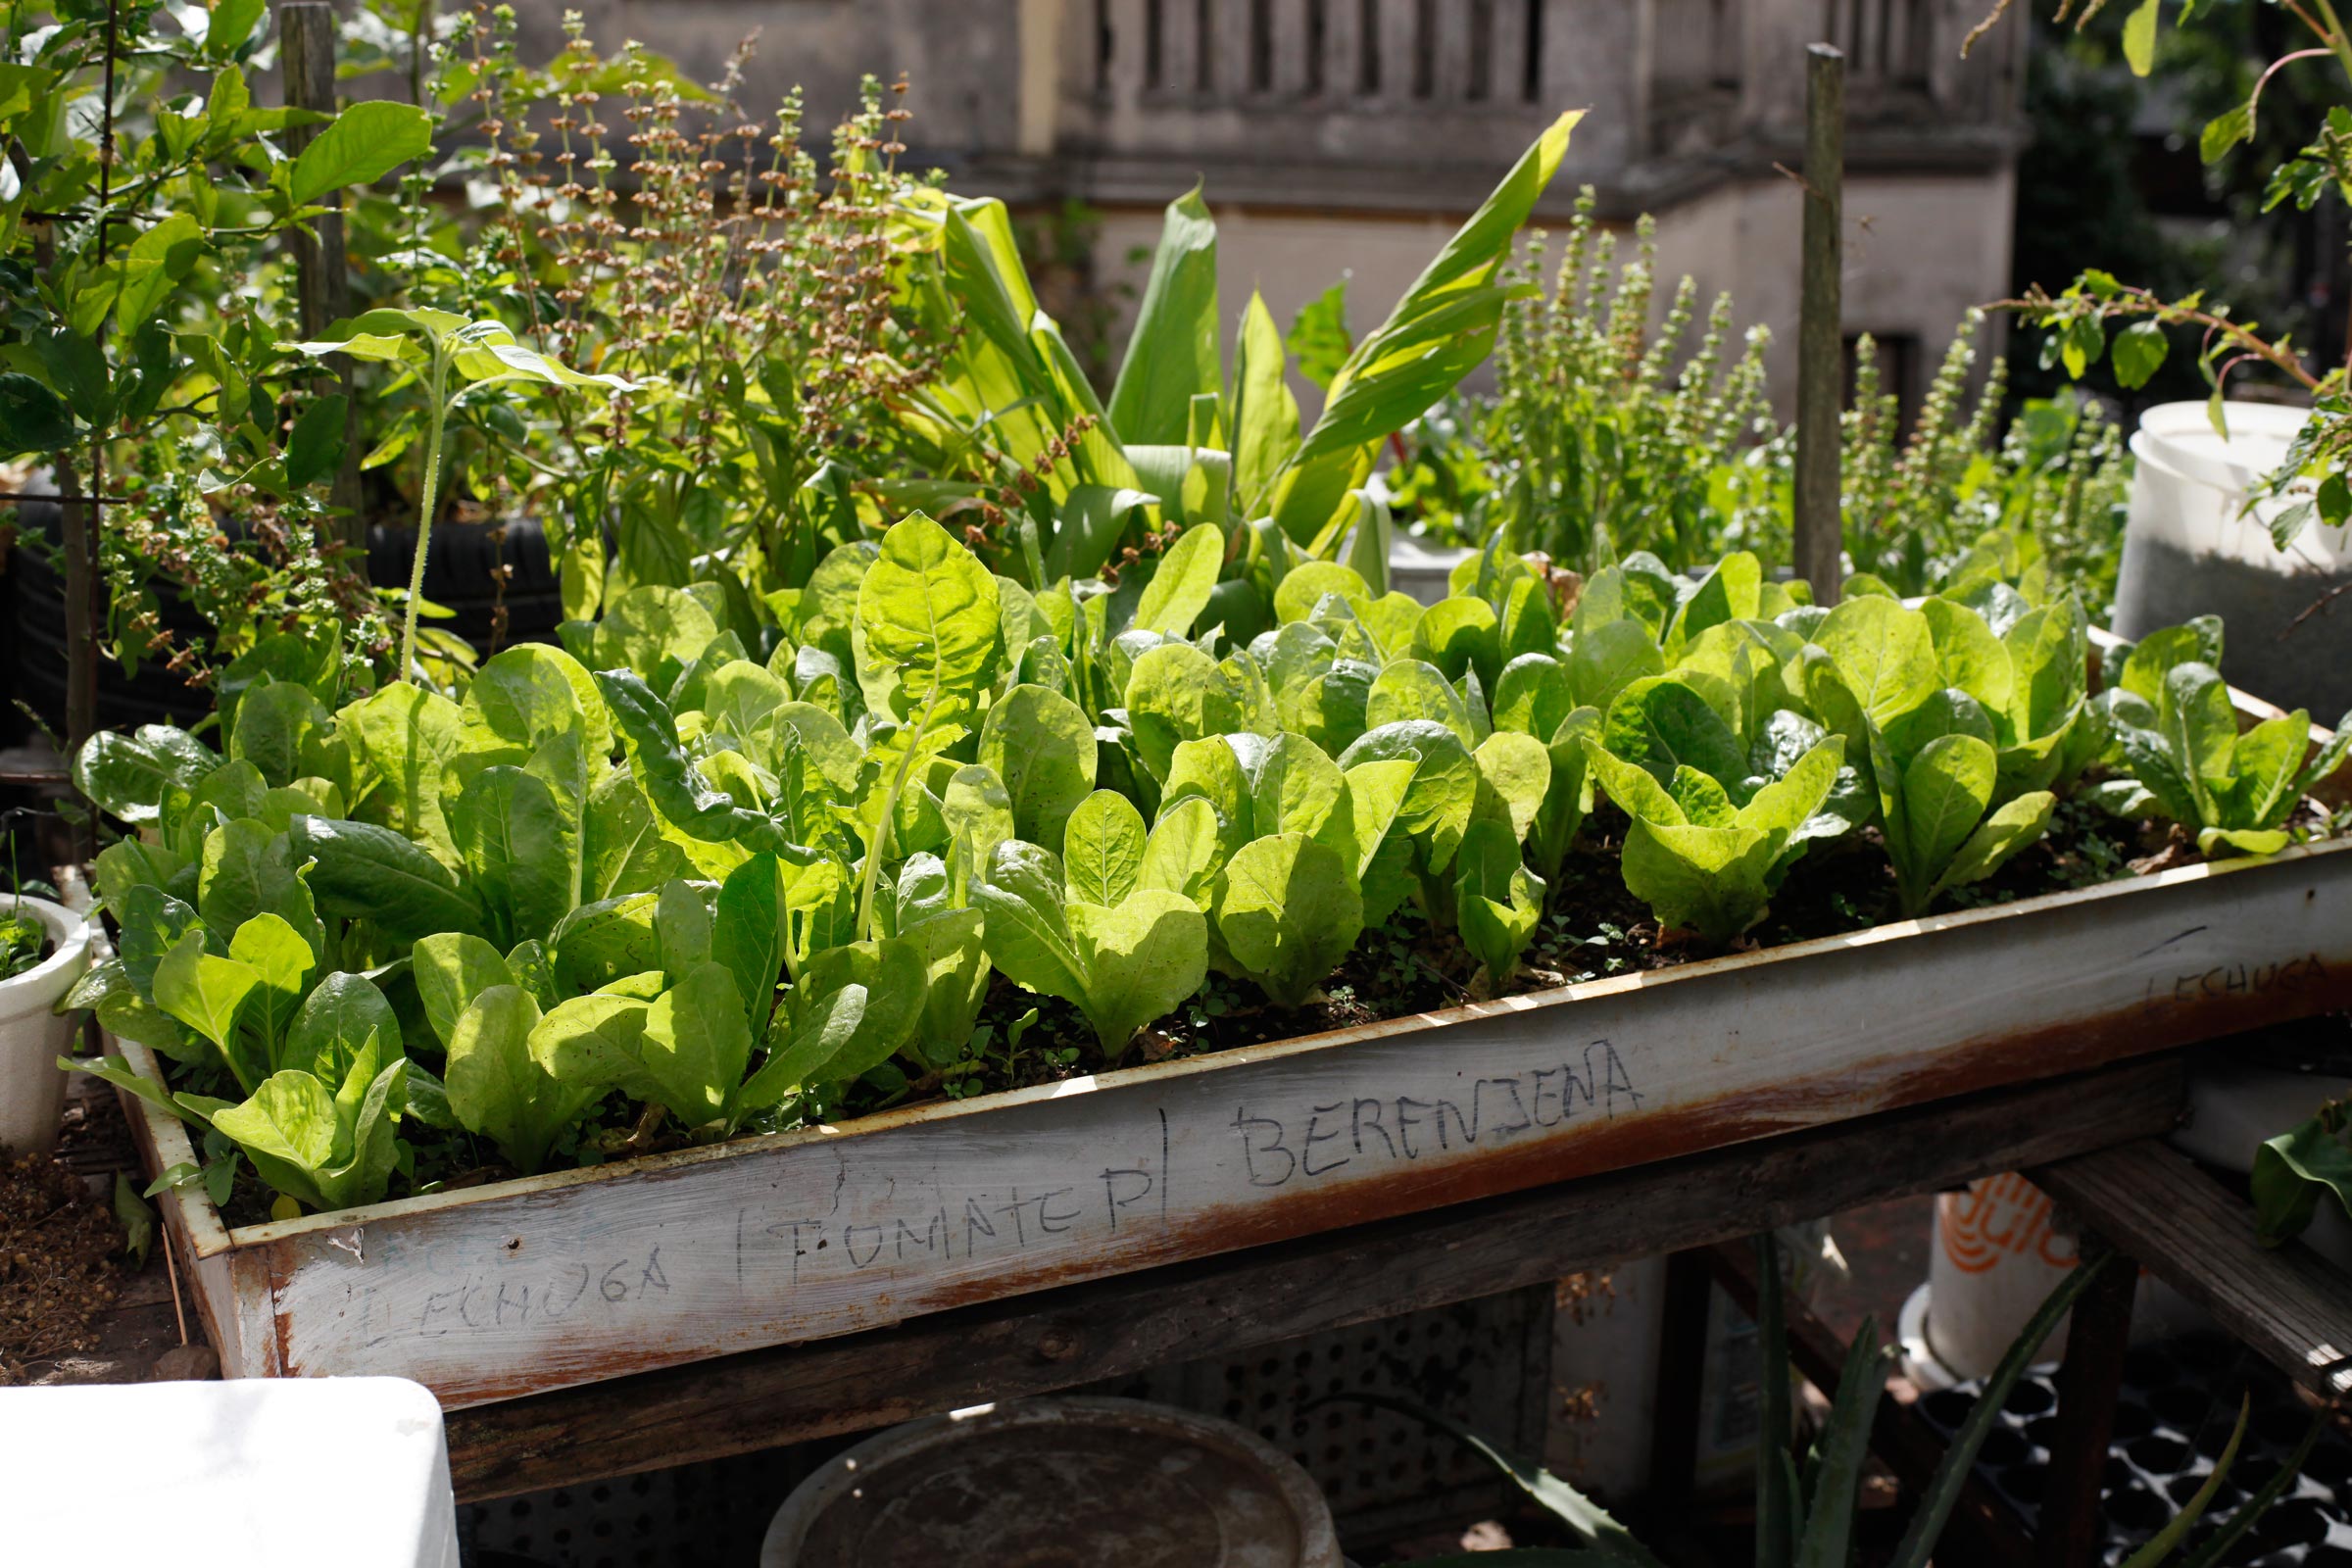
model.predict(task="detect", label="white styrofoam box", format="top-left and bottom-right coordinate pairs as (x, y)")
top-left (0, 1377), bottom-right (459, 1567)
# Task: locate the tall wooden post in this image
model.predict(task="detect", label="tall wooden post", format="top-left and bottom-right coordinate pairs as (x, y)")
top-left (281, 2), bottom-right (365, 553)
top-left (1794, 42), bottom-right (1845, 608)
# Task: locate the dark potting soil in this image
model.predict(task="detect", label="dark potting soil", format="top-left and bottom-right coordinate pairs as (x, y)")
top-left (0, 1150), bottom-right (130, 1381)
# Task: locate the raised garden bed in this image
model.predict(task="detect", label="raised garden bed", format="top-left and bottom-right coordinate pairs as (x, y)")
top-left (109, 679), bottom-right (2352, 1408)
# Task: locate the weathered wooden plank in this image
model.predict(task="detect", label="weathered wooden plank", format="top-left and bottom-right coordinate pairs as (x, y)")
top-left (443, 1057), bottom-right (2187, 1499)
top-left (2031, 1141), bottom-right (2352, 1398)
top-left (115, 837), bottom-right (2352, 1408)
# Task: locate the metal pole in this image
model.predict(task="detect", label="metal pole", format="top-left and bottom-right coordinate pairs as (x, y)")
top-left (1794, 42), bottom-right (1845, 608)
top-left (282, 1), bottom-right (365, 553)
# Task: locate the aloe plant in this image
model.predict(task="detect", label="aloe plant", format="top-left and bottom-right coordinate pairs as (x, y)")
top-left (1370, 1242), bottom-right (2301, 1568)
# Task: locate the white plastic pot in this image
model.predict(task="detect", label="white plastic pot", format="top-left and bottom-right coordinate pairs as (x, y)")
top-left (2173, 1057), bottom-right (2352, 1276)
top-left (0, 895), bottom-right (92, 1154)
top-left (1901, 1173), bottom-right (2207, 1389)
top-left (2112, 401), bottom-right (2352, 719)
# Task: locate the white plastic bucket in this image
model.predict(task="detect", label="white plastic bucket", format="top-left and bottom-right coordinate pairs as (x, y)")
top-left (1904, 1173), bottom-right (2210, 1388)
top-left (0, 895), bottom-right (91, 1154)
top-left (1918, 1172), bottom-right (2081, 1382)
top-left (2112, 401), bottom-right (2352, 718)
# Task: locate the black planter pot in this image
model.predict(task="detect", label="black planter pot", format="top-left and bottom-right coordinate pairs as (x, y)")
top-left (4, 494), bottom-right (565, 743)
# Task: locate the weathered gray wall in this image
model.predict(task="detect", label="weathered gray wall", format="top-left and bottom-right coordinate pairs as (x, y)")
top-left (504, 0), bottom-right (1028, 177)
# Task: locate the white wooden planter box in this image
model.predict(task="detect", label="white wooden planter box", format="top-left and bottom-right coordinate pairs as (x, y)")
top-left (110, 693), bottom-right (2352, 1410)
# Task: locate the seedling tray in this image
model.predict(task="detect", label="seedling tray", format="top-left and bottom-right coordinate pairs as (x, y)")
top-left (111, 700), bottom-right (2352, 1409)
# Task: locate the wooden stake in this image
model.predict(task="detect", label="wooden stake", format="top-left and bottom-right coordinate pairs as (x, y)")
top-left (281, 2), bottom-right (365, 554)
top-left (1794, 42), bottom-right (1845, 608)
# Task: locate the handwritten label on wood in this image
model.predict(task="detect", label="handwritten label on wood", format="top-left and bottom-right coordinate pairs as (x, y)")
top-left (255, 850), bottom-right (2352, 1404)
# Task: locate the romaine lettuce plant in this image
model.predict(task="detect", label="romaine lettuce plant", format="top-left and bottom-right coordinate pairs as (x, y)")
top-left (2090, 620), bottom-right (2352, 858)
top-left (1802, 595), bottom-right (2065, 915)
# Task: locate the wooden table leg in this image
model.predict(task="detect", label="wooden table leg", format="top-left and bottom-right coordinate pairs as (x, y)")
top-left (1646, 1248), bottom-right (1716, 1512)
top-left (2034, 1241), bottom-right (2136, 1568)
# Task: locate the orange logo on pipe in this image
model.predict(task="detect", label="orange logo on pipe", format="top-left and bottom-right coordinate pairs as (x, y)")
top-left (1939, 1173), bottom-right (2079, 1275)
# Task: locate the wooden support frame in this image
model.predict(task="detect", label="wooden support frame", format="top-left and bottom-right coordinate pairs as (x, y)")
top-left (2034, 1140), bottom-right (2352, 1399)
top-left (437, 1057), bottom-right (2185, 1500)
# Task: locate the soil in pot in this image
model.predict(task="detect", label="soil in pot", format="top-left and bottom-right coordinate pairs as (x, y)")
top-left (0, 1150), bottom-right (127, 1382)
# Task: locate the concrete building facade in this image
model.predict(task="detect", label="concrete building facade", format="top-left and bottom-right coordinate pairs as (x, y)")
top-left (515, 0), bottom-right (2028, 411)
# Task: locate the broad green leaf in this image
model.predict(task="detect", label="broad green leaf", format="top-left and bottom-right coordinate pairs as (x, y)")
top-left (1215, 833), bottom-right (1361, 1007)
top-left (281, 971), bottom-right (400, 1086)
top-left (527, 991), bottom-right (659, 1105)
top-left (2119, 618), bottom-right (2224, 705)
top-left (642, 878), bottom-right (708, 984)
top-left (1472, 731), bottom-right (1551, 844)
top-left (73, 725), bottom-right (220, 825)
top-left (979, 683), bottom-right (1099, 855)
top-left (1250, 730), bottom-right (1349, 849)
top-left (445, 984), bottom-right (596, 1174)
top-left (1620, 817), bottom-right (1777, 947)
top-left (1920, 598), bottom-right (2013, 717)
top-left (1274, 562), bottom-right (1373, 624)
top-left (211, 1072), bottom-right (338, 1212)
top-left (1126, 643), bottom-right (1250, 782)
top-left (450, 766), bottom-right (575, 949)
top-left (582, 767), bottom-right (690, 901)
top-left (413, 933), bottom-right (517, 1051)
top-left (1139, 795), bottom-right (1224, 906)
top-left (289, 100), bottom-right (433, 206)
top-left (1064, 790), bottom-right (1148, 907)
top-left (1454, 818), bottom-right (1544, 985)
top-left (198, 819), bottom-right (320, 959)
top-left (339, 682), bottom-right (465, 868)
top-left (289, 814), bottom-right (484, 945)
top-left (1567, 618), bottom-right (1665, 712)
top-left (899, 905), bottom-right (989, 1068)
top-left (462, 643), bottom-right (610, 762)
top-left (712, 853), bottom-right (793, 1035)
top-left (1367, 659), bottom-right (1479, 749)
top-left (1131, 523), bottom-right (1226, 638)
top-left (593, 584), bottom-right (719, 678)
top-left (1895, 734), bottom-right (1996, 910)
top-left (1931, 791), bottom-right (2056, 900)
top-left (227, 912), bottom-right (316, 1063)
top-left (1107, 182), bottom-right (1220, 448)
top-left (785, 937), bottom-right (930, 1083)
top-left (975, 841), bottom-right (1092, 1014)
top-left (1816, 596), bottom-right (1938, 729)
top-left (1232, 291), bottom-right (1302, 512)
top-left (736, 982), bottom-right (869, 1112)
top-left (1069, 889), bottom-right (1208, 1055)
top-left (1337, 720), bottom-right (1478, 874)
top-left (153, 932), bottom-right (264, 1091)
top-left (856, 513), bottom-right (1002, 725)
top-left (1416, 596), bottom-right (1503, 691)
top-left (1603, 677), bottom-right (1745, 793)
top-left (637, 961), bottom-right (753, 1127)
top-left (1493, 654), bottom-right (1574, 743)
